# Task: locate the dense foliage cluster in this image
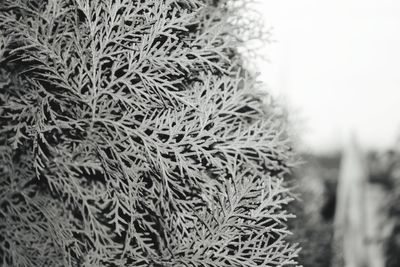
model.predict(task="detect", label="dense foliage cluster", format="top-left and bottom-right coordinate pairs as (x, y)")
top-left (0, 0), bottom-right (299, 266)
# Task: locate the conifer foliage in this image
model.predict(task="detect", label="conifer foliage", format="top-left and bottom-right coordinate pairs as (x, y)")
top-left (0, 0), bottom-right (299, 266)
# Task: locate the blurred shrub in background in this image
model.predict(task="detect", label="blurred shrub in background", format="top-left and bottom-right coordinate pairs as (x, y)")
top-left (288, 154), bottom-right (340, 267)
top-left (289, 145), bottom-right (400, 267)
top-left (369, 146), bottom-right (400, 267)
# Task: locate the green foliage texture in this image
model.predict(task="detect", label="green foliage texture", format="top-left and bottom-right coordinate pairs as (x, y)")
top-left (0, 0), bottom-right (299, 266)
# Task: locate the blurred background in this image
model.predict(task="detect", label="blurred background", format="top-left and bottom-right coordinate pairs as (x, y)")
top-left (257, 0), bottom-right (400, 154)
top-left (253, 0), bottom-right (400, 266)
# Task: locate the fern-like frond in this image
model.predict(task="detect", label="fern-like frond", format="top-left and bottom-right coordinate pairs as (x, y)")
top-left (0, 0), bottom-right (300, 266)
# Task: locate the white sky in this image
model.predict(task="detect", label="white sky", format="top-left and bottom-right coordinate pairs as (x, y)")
top-left (256, 0), bottom-right (400, 154)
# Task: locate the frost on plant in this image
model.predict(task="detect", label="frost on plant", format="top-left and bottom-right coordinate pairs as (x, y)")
top-left (0, 0), bottom-right (300, 266)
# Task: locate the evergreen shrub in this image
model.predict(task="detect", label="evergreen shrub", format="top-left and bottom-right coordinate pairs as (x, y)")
top-left (0, 0), bottom-right (299, 266)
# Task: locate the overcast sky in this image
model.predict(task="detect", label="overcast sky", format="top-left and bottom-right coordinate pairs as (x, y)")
top-left (256, 0), bottom-right (400, 154)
